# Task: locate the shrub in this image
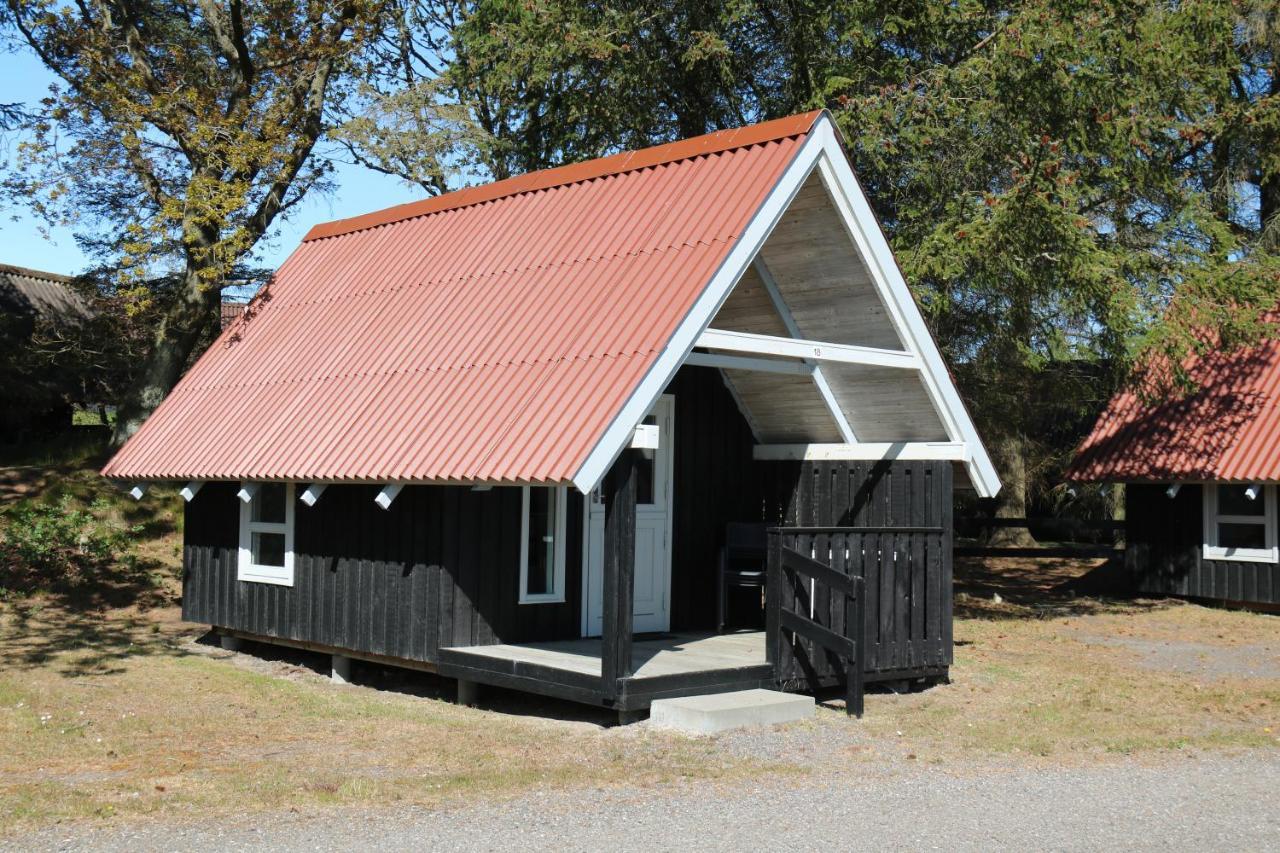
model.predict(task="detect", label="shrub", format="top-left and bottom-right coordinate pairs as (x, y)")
top-left (0, 496), bottom-right (135, 595)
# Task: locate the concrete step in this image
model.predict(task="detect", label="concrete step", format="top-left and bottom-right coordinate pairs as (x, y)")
top-left (648, 689), bottom-right (814, 734)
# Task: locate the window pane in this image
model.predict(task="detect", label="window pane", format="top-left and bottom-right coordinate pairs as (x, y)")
top-left (636, 415), bottom-right (656, 505)
top-left (252, 483), bottom-right (286, 523)
top-left (526, 488), bottom-right (556, 596)
top-left (1218, 522), bottom-right (1266, 550)
top-left (1217, 485), bottom-right (1264, 517)
top-left (252, 531), bottom-right (286, 567)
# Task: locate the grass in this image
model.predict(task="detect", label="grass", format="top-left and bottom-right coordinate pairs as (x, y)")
top-left (850, 583), bottom-right (1280, 764)
top-left (2, 445), bottom-right (1277, 832)
top-left (1, 435), bottom-right (183, 605)
top-left (0, 599), bottom-right (763, 834)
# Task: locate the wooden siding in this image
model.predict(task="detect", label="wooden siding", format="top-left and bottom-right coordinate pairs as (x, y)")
top-left (183, 482), bottom-right (583, 662)
top-left (762, 460), bottom-right (952, 681)
top-left (1126, 484), bottom-right (1280, 605)
top-left (665, 365), bottom-right (764, 631)
top-left (183, 366), bottom-right (956, 679)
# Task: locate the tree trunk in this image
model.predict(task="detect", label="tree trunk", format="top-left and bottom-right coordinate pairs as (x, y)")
top-left (110, 263), bottom-right (220, 446)
top-left (986, 431), bottom-right (1035, 547)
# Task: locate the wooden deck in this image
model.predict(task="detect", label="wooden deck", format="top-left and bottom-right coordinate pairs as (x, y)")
top-left (449, 631), bottom-right (766, 678)
top-left (437, 631), bottom-right (775, 712)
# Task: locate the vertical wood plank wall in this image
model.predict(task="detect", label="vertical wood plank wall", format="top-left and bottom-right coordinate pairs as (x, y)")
top-left (1126, 484), bottom-right (1280, 605)
top-left (183, 482), bottom-right (583, 661)
top-left (183, 365), bottom-right (960, 665)
top-left (764, 461), bottom-right (953, 681)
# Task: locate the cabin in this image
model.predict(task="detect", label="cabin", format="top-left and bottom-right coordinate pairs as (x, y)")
top-left (1070, 329), bottom-right (1280, 609)
top-left (1, 263), bottom-right (94, 441)
top-left (104, 111), bottom-right (999, 719)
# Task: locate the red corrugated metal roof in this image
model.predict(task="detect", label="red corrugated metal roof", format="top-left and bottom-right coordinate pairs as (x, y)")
top-left (103, 113), bottom-right (818, 484)
top-left (1069, 331), bottom-right (1280, 482)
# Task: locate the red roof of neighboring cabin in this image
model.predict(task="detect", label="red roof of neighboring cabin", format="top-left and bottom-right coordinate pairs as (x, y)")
top-left (103, 112), bottom-right (820, 485)
top-left (1069, 331), bottom-right (1280, 483)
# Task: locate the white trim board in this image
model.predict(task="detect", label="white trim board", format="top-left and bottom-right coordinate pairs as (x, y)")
top-left (572, 112), bottom-right (1000, 498)
top-left (697, 328), bottom-right (921, 370)
top-left (753, 442), bottom-right (968, 462)
top-left (683, 351), bottom-right (816, 376)
top-left (571, 125), bottom-right (825, 494)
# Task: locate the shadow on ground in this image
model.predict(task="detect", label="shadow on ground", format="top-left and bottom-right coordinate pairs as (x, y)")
top-left (1, 591), bottom-right (186, 678)
top-left (202, 632), bottom-right (621, 727)
top-left (953, 554), bottom-right (1175, 621)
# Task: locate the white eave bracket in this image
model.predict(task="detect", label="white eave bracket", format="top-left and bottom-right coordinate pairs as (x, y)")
top-left (631, 423), bottom-right (660, 450)
top-left (374, 483), bottom-right (403, 510)
top-left (300, 483), bottom-right (328, 506)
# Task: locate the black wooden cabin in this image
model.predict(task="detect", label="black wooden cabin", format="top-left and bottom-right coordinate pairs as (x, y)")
top-left (1123, 484), bottom-right (1280, 608)
top-left (184, 366), bottom-right (956, 713)
top-left (109, 111), bottom-right (998, 718)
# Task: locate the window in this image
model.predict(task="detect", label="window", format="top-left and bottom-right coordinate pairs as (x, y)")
top-left (238, 483), bottom-right (295, 585)
top-left (520, 486), bottom-right (567, 603)
top-left (1203, 484), bottom-right (1277, 564)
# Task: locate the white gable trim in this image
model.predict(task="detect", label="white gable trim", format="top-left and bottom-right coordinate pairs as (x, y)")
top-left (807, 125), bottom-right (998, 496)
top-left (571, 124), bottom-right (825, 493)
top-left (572, 113), bottom-right (1000, 498)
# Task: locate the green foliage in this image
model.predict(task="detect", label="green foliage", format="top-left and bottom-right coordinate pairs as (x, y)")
top-left (0, 496), bottom-right (138, 596)
top-left (0, 1), bottom-right (395, 439)
top-left (351, 0), bottom-right (1280, 516)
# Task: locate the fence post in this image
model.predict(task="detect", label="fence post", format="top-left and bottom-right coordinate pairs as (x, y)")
top-left (846, 576), bottom-right (866, 718)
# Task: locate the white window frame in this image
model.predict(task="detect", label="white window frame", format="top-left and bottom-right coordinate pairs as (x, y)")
top-left (1203, 483), bottom-right (1277, 564)
top-left (238, 483), bottom-right (296, 586)
top-left (519, 485), bottom-right (568, 604)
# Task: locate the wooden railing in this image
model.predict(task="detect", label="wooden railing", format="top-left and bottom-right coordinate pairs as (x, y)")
top-left (768, 531), bottom-right (867, 717)
top-left (768, 525), bottom-right (951, 714)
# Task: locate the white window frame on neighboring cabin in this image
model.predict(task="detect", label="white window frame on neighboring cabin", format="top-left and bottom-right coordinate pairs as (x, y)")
top-left (238, 483), bottom-right (296, 586)
top-left (519, 485), bottom-right (568, 604)
top-left (1203, 483), bottom-right (1278, 564)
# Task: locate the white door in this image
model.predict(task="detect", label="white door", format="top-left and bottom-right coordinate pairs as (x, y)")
top-left (583, 395), bottom-right (674, 636)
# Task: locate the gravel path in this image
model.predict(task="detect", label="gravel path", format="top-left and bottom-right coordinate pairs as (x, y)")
top-left (11, 750), bottom-right (1278, 852)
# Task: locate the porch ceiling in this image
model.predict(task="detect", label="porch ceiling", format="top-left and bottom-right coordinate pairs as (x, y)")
top-left (721, 368), bottom-right (844, 443)
top-left (706, 171), bottom-right (948, 446)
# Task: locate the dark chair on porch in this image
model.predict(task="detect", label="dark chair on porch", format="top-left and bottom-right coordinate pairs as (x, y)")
top-left (717, 522), bottom-right (768, 633)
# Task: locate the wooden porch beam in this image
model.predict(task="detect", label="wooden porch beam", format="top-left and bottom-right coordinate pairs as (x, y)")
top-left (752, 257), bottom-right (857, 443)
top-left (600, 450), bottom-right (637, 700)
top-left (683, 351), bottom-right (816, 376)
top-left (696, 327), bottom-right (921, 371)
top-left (752, 441), bottom-right (968, 462)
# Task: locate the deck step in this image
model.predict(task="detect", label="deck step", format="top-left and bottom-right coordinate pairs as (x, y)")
top-left (648, 689), bottom-right (813, 734)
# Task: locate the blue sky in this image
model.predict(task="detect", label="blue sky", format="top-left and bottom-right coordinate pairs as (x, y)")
top-left (0, 47), bottom-right (427, 278)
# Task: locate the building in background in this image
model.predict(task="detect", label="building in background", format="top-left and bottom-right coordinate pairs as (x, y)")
top-left (1070, 325), bottom-right (1280, 609)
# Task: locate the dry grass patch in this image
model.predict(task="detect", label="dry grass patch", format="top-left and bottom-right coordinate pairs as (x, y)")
top-left (856, 593), bottom-right (1280, 763)
top-left (0, 601), bottom-right (764, 836)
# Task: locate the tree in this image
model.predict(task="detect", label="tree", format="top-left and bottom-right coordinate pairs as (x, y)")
top-left (336, 0), bottom-right (774, 189)
top-left (842, 0), bottom-right (1280, 532)
top-left (1, 0), bottom-right (390, 444)
top-left (350, 0), bottom-right (1280, 529)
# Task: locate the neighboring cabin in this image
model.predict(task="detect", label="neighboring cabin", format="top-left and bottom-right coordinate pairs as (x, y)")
top-left (0, 263), bottom-right (94, 441)
top-left (105, 111), bottom-right (999, 717)
top-left (1070, 331), bottom-right (1280, 609)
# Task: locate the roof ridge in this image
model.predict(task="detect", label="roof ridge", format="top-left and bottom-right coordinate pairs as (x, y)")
top-left (0, 263), bottom-right (74, 283)
top-left (303, 110), bottom-right (824, 243)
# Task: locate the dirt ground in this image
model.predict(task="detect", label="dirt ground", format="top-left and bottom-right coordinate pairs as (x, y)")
top-left (1, 528), bottom-right (1277, 836)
